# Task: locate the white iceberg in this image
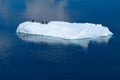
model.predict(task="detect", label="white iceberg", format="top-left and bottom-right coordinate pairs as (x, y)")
top-left (16, 21), bottom-right (113, 39)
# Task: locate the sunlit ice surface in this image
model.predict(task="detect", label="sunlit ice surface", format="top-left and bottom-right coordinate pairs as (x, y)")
top-left (16, 21), bottom-right (113, 40)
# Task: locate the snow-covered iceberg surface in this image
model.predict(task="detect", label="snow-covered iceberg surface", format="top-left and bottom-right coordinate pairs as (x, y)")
top-left (17, 33), bottom-right (112, 49)
top-left (16, 21), bottom-right (113, 39)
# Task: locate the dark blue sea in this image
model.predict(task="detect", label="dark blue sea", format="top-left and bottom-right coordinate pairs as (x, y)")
top-left (0, 0), bottom-right (120, 80)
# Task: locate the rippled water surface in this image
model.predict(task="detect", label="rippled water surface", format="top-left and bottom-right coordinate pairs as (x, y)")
top-left (0, 0), bottom-right (120, 80)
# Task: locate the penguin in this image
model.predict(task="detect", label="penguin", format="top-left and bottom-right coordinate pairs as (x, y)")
top-left (41, 21), bottom-right (44, 24)
top-left (45, 21), bottom-right (48, 24)
top-left (32, 19), bottom-right (35, 22)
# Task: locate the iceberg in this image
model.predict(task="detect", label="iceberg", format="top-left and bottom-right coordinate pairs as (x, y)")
top-left (16, 21), bottom-right (113, 39)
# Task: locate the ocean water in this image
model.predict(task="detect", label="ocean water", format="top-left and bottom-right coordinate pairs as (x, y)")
top-left (0, 0), bottom-right (120, 80)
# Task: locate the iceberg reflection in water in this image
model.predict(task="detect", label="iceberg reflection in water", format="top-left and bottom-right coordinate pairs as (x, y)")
top-left (17, 33), bottom-right (112, 49)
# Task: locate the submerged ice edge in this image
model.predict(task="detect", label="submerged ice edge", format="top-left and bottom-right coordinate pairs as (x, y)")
top-left (17, 33), bottom-right (112, 49)
top-left (16, 21), bottom-right (113, 39)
